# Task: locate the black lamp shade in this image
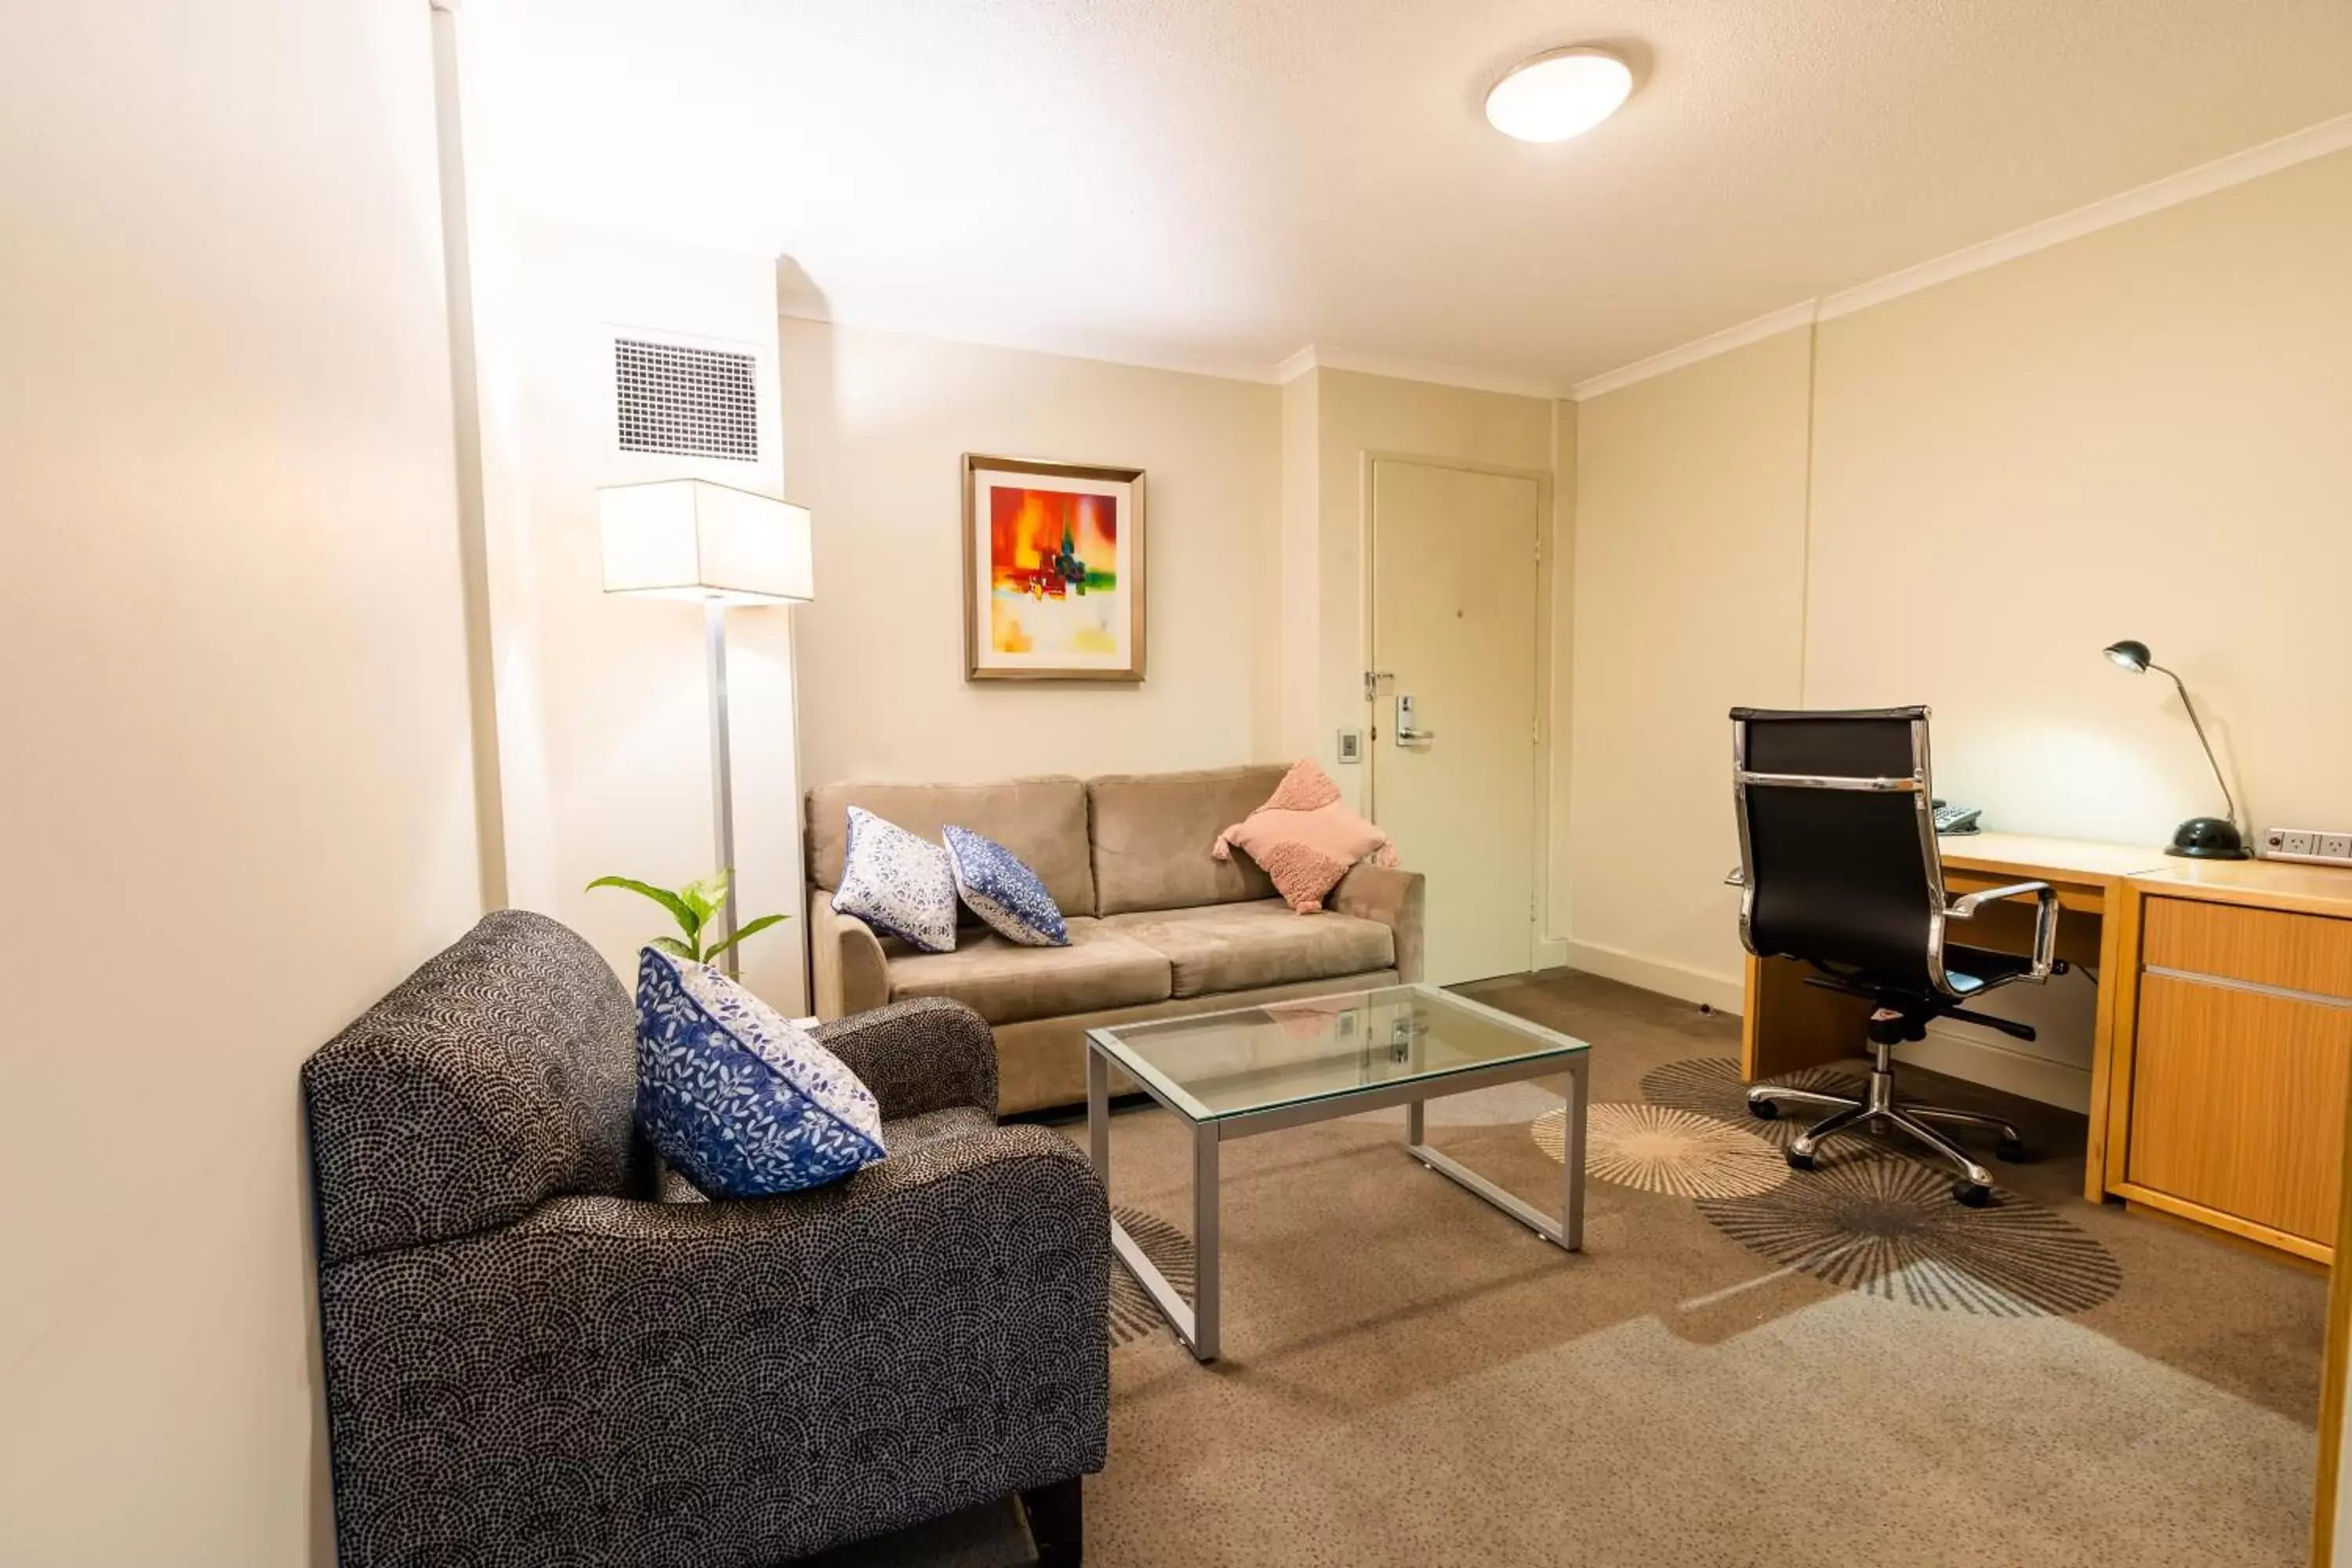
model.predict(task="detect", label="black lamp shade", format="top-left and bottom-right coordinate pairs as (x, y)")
top-left (2168, 816), bottom-right (2249, 859)
top-left (2103, 640), bottom-right (2151, 672)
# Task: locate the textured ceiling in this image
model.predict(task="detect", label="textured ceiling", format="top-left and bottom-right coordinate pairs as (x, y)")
top-left (482, 0), bottom-right (2352, 386)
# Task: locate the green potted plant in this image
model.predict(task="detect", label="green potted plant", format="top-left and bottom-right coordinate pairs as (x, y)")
top-left (585, 869), bottom-right (789, 965)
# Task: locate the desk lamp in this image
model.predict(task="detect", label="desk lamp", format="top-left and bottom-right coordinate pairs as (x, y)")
top-left (2102, 639), bottom-right (2250, 860)
top-left (601, 479), bottom-right (817, 973)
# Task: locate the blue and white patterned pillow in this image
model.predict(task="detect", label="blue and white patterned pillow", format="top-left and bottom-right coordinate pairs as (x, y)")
top-left (633, 947), bottom-right (886, 1198)
top-left (832, 806), bottom-right (958, 953)
top-left (942, 825), bottom-right (1069, 947)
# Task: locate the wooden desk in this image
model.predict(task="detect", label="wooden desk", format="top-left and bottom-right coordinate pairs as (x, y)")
top-left (1740, 833), bottom-right (2168, 1204)
top-left (1744, 838), bottom-right (2352, 1233)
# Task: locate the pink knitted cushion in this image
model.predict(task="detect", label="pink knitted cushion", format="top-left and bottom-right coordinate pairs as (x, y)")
top-left (1212, 759), bottom-right (1399, 913)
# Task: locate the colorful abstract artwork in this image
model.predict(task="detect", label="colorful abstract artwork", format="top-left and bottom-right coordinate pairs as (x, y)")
top-left (964, 456), bottom-right (1145, 680)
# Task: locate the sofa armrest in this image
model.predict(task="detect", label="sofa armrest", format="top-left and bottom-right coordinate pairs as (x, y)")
top-left (810, 890), bottom-right (891, 1018)
top-left (811, 997), bottom-right (997, 1121)
top-left (314, 1127), bottom-right (1109, 1566)
top-left (1331, 863), bottom-right (1425, 983)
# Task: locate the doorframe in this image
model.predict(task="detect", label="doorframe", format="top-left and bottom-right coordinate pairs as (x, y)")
top-left (1359, 450), bottom-right (1558, 977)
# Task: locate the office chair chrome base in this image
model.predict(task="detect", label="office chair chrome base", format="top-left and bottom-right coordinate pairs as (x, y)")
top-left (1748, 1047), bottom-right (2022, 1207)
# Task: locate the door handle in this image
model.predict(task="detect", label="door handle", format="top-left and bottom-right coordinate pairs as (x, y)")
top-left (1395, 694), bottom-right (1436, 746)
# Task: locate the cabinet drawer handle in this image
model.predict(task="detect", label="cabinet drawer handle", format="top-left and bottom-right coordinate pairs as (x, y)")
top-left (2143, 964), bottom-right (2352, 1011)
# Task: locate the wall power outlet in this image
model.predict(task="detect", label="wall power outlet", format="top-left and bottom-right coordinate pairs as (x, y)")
top-left (2258, 827), bottom-right (2352, 866)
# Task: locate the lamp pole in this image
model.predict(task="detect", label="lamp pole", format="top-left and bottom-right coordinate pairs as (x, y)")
top-left (704, 598), bottom-right (740, 978)
top-left (2147, 659), bottom-right (2238, 837)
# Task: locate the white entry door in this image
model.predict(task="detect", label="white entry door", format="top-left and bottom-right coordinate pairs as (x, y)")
top-left (1369, 459), bottom-right (1541, 986)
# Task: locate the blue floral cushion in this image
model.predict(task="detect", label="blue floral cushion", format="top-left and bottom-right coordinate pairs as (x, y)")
top-left (942, 825), bottom-right (1069, 947)
top-left (633, 947), bottom-right (886, 1197)
top-left (832, 806), bottom-right (958, 953)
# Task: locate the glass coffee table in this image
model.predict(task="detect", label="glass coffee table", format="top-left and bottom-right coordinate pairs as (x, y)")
top-left (1085, 984), bottom-right (1590, 1362)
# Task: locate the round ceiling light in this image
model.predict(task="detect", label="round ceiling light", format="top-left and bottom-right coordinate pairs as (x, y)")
top-left (1484, 46), bottom-right (1634, 143)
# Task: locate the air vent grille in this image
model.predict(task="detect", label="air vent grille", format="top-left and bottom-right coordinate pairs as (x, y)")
top-left (613, 338), bottom-right (759, 461)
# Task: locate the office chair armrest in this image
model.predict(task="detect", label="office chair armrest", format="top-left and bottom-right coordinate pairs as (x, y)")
top-left (1942, 880), bottom-right (2060, 981)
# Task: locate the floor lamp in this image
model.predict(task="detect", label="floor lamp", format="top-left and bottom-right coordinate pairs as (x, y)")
top-left (599, 478), bottom-right (815, 977)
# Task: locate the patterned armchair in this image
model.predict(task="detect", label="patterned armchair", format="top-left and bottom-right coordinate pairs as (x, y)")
top-left (302, 909), bottom-right (1109, 1567)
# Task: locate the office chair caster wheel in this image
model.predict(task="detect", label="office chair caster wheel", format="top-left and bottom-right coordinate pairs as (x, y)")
top-left (1748, 1098), bottom-right (1780, 1121)
top-left (1785, 1146), bottom-right (1815, 1171)
top-left (1953, 1179), bottom-right (1991, 1207)
top-left (1996, 1137), bottom-right (2027, 1163)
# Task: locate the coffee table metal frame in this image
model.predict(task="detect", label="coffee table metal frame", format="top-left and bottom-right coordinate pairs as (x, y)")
top-left (1084, 985), bottom-right (1589, 1363)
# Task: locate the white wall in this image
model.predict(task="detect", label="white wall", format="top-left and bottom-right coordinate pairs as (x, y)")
top-left (780, 318), bottom-right (1281, 788)
top-left (0, 2), bottom-right (483, 1563)
top-left (1564, 147), bottom-right (2352, 1100)
top-left (481, 216), bottom-right (808, 1013)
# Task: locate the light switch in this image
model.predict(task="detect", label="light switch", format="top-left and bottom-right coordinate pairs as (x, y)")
top-left (1336, 729), bottom-right (1363, 764)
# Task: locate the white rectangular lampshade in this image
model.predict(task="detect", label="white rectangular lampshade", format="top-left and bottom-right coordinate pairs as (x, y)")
top-left (598, 478), bottom-right (815, 604)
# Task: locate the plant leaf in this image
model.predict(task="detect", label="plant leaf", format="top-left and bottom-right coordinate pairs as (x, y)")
top-left (648, 935), bottom-right (697, 960)
top-left (586, 876), bottom-right (700, 941)
top-left (702, 912), bottom-right (790, 962)
top-left (677, 872), bottom-right (731, 929)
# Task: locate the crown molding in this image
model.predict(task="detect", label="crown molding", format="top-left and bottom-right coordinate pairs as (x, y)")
top-left (1819, 111), bottom-right (2352, 321)
top-left (1272, 345), bottom-right (1319, 383)
top-left (1279, 344), bottom-right (1568, 401)
top-left (1568, 110), bottom-right (2352, 401)
top-left (1567, 301), bottom-right (1818, 402)
top-left (776, 303), bottom-right (1287, 385)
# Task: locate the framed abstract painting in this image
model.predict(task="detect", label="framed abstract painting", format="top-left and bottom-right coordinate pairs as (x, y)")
top-left (963, 454), bottom-right (1146, 681)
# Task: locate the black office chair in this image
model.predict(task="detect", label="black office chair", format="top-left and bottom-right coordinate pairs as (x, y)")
top-left (1728, 706), bottom-right (2061, 1206)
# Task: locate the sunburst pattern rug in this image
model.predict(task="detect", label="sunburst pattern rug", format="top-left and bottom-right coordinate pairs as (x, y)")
top-left (1108, 1205), bottom-right (1195, 1348)
top-left (1530, 1102), bottom-right (1789, 1199)
top-left (1694, 1153), bottom-right (2123, 1316)
top-left (1639, 1055), bottom-right (1868, 1150)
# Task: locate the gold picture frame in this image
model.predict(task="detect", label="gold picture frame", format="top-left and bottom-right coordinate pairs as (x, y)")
top-left (962, 453), bottom-right (1147, 682)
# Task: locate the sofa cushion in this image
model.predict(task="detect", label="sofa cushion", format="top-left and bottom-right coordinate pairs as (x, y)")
top-left (633, 948), bottom-right (887, 1198)
top-left (887, 917), bottom-right (1171, 1025)
top-left (944, 824), bottom-right (1069, 947)
top-left (1102, 898), bottom-right (1396, 998)
top-left (833, 807), bottom-right (959, 953)
top-left (808, 775), bottom-right (1094, 916)
top-left (1214, 758), bottom-right (1398, 913)
top-left (1088, 764), bottom-right (1289, 915)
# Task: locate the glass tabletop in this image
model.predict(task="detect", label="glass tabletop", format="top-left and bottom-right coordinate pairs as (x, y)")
top-left (1087, 984), bottom-right (1588, 1123)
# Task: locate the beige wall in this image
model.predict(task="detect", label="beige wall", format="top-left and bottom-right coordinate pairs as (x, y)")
top-left (1566, 331), bottom-right (1814, 1007)
top-left (1306, 369), bottom-right (1558, 809)
top-left (0, 2), bottom-right (482, 1563)
top-left (481, 217), bottom-right (808, 1013)
top-left (1278, 372), bottom-right (1323, 760)
top-left (781, 318), bottom-right (1282, 789)
top-left (1566, 147), bottom-right (2352, 1100)
top-left (1545, 401), bottom-right (1579, 940)
top-left (1805, 149), bottom-right (2352, 840)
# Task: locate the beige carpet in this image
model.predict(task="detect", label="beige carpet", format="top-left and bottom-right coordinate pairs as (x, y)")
top-left (1077, 970), bottom-right (2325, 1568)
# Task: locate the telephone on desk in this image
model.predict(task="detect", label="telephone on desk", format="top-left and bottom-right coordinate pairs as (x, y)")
top-left (1933, 799), bottom-right (1982, 836)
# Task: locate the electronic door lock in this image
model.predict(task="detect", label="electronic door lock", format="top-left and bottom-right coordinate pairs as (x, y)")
top-left (1395, 694), bottom-right (1436, 746)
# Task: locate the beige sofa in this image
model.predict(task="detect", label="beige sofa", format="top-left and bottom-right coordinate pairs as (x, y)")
top-left (807, 764), bottom-right (1425, 1114)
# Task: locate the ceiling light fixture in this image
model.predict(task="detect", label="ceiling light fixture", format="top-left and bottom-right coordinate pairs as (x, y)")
top-left (1484, 46), bottom-right (1634, 143)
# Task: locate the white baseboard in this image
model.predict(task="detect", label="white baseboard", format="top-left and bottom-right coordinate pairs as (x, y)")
top-left (1896, 1025), bottom-right (2092, 1113)
top-left (1530, 935), bottom-right (1569, 972)
top-left (1559, 939), bottom-right (1745, 1017)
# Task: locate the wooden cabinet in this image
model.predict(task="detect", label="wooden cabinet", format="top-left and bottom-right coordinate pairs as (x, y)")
top-left (2111, 875), bottom-right (2352, 1264)
top-left (2125, 972), bottom-right (2352, 1245)
top-left (2143, 895), bottom-right (2352, 998)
